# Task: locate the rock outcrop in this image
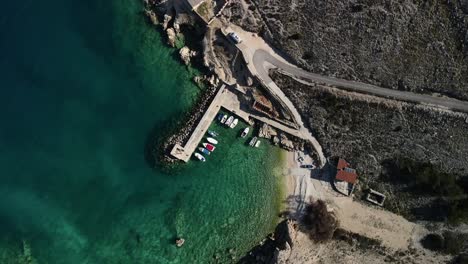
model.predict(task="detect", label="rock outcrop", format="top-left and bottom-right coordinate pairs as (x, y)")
top-left (238, 219), bottom-right (298, 264)
top-left (258, 123), bottom-right (278, 139)
top-left (166, 28), bottom-right (176, 47)
top-left (179, 46), bottom-right (197, 65)
top-left (144, 9), bottom-right (159, 25)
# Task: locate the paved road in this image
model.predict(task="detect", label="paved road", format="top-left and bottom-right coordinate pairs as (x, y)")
top-left (253, 49), bottom-right (468, 113)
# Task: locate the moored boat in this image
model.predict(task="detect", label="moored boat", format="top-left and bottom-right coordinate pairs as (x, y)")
top-left (202, 143), bottom-right (216, 152)
top-left (175, 238), bottom-right (185, 247)
top-left (229, 118), bottom-right (239, 129)
top-left (194, 153), bottom-right (206, 162)
top-left (207, 137), bottom-right (218, 145)
top-left (249, 137), bottom-right (258, 147)
top-left (255, 140), bottom-right (261, 148)
top-left (220, 114), bottom-right (228, 124)
top-left (240, 127), bottom-right (249, 138)
top-left (217, 113), bottom-right (224, 122)
top-left (198, 147), bottom-right (211, 155)
top-left (208, 130), bottom-right (218, 137)
top-left (225, 116), bottom-right (234, 126)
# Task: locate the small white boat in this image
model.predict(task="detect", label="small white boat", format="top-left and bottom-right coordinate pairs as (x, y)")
top-left (229, 118), bottom-right (239, 129)
top-left (255, 140), bottom-right (261, 148)
top-left (208, 130), bottom-right (218, 137)
top-left (220, 114), bottom-right (228, 124)
top-left (225, 116), bottom-right (234, 126)
top-left (194, 153), bottom-right (206, 162)
top-left (207, 137), bottom-right (218, 145)
top-left (249, 137), bottom-right (258, 147)
top-left (240, 127), bottom-right (249, 138)
top-left (175, 238), bottom-right (185, 247)
top-left (198, 147), bottom-right (211, 155)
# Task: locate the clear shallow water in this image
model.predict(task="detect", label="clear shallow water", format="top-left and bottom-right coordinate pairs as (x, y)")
top-left (0, 0), bottom-right (283, 263)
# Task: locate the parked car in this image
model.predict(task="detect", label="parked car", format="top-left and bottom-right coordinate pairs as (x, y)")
top-left (228, 32), bottom-right (242, 44)
top-left (301, 164), bottom-right (315, 169)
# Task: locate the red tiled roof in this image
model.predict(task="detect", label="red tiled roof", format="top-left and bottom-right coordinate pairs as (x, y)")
top-left (337, 158), bottom-right (349, 170)
top-left (336, 170), bottom-right (358, 184)
top-left (336, 158), bottom-right (358, 184)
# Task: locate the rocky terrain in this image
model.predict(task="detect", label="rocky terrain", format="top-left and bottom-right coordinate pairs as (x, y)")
top-left (232, 0), bottom-right (468, 100)
top-left (271, 70), bottom-right (468, 223)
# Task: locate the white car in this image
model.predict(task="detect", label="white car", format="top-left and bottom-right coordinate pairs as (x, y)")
top-left (228, 32), bottom-right (242, 44)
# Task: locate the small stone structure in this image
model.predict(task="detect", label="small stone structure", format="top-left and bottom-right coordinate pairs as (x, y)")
top-left (365, 189), bottom-right (386, 206)
top-left (252, 93), bottom-right (279, 118)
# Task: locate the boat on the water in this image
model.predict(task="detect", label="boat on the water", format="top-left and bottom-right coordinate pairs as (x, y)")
top-left (229, 118), bottom-right (239, 129)
top-left (198, 147), bottom-right (211, 155)
top-left (249, 137), bottom-right (258, 147)
top-left (175, 238), bottom-right (185, 247)
top-left (208, 130), bottom-right (218, 137)
top-left (216, 113), bottom-right (224, 122)
top-left (207, 137), bottom-right (218, 145)
top-left (202, 143), bottom-right (216, 152)
top-left (240, 127), bottom-right (249, 138)
top-left (225, 116), bottom-right (234, 126)
top-left (194, 153), bottom-right (206, 162)
top-left (220, 114), bottom-right (228, 124)
top-left (255, 140), bottom-right (261, 148)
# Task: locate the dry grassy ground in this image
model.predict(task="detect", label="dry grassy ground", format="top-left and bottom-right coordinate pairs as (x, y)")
top-left (234, 0), bottom-right (468, 100)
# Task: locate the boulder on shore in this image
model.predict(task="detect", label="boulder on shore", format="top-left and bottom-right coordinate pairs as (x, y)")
top-left (179, 46), bottom-right (197, 65)
top-left (144, 9), bottom-right (159, 25)
top-left (166, 28), bottom-right (176, 47)
top-left (179, 46), bottom-right (191, 65)
top-left (259, 123), bottom-right (278, 139)
top-left (162, 14), bottom-right (172, 30)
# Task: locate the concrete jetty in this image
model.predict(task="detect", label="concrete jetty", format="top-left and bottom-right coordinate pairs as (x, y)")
top-left (170, 83), bottom-right (316, 163)
top-left (170, 84), bottom-right (227, 162)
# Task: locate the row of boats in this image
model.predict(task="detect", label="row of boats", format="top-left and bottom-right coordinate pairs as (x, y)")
top-left (193, 114), bottom-right (261, 162)
top-left (217, 113), bottom-right (238, 129)
top-left (193, 131), bottom-right (219, 162)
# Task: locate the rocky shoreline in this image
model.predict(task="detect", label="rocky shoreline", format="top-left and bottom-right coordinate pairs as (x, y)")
top-left (143, 0), bottom-right (225, 164)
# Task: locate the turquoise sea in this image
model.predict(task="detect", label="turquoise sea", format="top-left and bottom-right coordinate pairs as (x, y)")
top-left (0, 0), bottom-right (284, 263)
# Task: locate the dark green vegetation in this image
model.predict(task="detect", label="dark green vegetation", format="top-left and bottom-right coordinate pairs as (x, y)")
top-left (380, 158), bottom-right (468, 224)
top-left (421, 231), bottom-right (468, 256)
top-left (302, 200), bottom-right (339, 242)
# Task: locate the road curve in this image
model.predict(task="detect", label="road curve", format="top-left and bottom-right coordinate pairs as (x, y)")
top-left (253, 49), bottom-right (468, 113)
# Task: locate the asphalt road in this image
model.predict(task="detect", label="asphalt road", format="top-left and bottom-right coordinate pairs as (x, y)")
top-left (253, 49), bottom-right (468, 113)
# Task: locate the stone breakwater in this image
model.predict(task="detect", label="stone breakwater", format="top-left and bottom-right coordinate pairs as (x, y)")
top-left (143, 0), bottom-right (219, 163)
top-left (161, 85), bottom-right (218, 163)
